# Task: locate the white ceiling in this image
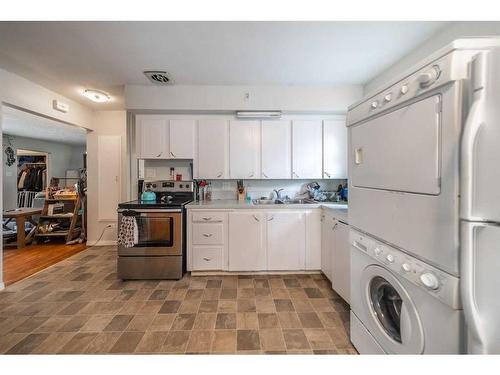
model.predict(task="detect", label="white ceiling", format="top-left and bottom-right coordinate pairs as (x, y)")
top-left (0, 21), bottom-right (449, 110)
top-left (2, 106), bottom-right (87, 145)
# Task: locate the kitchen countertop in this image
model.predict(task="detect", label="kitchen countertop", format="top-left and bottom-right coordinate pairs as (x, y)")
top-left (186, 199), bottom-right (348, 221)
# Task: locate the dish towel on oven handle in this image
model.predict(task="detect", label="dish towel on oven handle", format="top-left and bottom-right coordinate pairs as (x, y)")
top-left (118, 215), bottom-right (139, 248)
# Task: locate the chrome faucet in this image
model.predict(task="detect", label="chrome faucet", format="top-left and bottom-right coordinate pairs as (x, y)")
top-left (273, 189), bottom-right (284, 201)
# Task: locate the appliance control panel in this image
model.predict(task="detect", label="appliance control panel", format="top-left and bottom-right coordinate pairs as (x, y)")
top-left (350, 228), bottom-right (461, 310)
top-left (346, 49), bottom-right (476, 127)
top-left (146, 180), bottom-right (194, 193)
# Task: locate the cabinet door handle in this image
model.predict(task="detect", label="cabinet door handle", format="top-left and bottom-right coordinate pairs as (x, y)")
top-left (253, 215), bottom-right (260, 222)
top-left (267, 216), bottom-right (274, 221)
top-left (249, 172), bottom-right (254, 178)
top-left (157, 152), bottom-right (162, 157)
top-left (203, 233), bottom-right (213, 237)
top-left (332, 223), bottom-right (338, 231)
top-left (293, 171), bottom-right (299, 178)
top-left (203, 257), bottom-right (212, 261)
top-left (217, 172), bottom-right (223, 178)
top-left (262, 172), bottom-right (268, 178)
top-left (170, 151), bottom-right (176, 158)
top-left (202, 217), bottom-right (212, 221)
top-left (324, 172), bottom-right (331, 178)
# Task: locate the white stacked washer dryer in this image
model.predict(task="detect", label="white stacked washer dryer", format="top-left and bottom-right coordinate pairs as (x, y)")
top-left (346, 38), bottom-right (500, 354)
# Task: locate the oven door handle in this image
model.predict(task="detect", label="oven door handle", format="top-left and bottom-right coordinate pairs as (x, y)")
top-left (118, 209), bottom-right (182, 214)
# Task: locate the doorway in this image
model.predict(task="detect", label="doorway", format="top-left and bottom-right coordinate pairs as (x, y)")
top-left (2, 106), bottom-right (88, 285)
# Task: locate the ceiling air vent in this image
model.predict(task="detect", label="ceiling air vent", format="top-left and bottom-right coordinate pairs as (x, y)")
top-left (143, 71), bottom-right (172, 85)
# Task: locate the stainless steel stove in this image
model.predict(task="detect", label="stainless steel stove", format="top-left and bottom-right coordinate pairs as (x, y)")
top-left (117, 180), bottom-right (194, 280)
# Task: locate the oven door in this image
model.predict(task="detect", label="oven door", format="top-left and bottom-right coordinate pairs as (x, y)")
top-left (117, 210), bottom-right (182, 256)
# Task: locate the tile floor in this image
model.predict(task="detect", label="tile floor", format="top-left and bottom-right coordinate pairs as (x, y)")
top-left (0, 246), bottom-right (356, 354)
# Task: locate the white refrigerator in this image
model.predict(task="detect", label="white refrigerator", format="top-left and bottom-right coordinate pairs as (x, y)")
top-left (460, 49), bottom-right (500, 354)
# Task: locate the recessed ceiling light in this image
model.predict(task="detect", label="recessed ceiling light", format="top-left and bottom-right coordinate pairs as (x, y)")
top-left (83, 89), bottom-right (111, 103)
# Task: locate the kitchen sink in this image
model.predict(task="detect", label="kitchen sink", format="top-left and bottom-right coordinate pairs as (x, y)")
top-left (252, 199), bottom-right (276, 205)
top-left (252, 198), bottom-right (316, 205)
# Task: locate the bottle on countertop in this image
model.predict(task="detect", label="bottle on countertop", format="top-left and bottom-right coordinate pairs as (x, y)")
top-left (205, 182), bottom-right (212, 201)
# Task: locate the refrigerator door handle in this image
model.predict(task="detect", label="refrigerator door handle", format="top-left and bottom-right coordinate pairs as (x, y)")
top-left (460, 53), bottom-right (487, 220)
top-left (461, 221), bottom-right (487, 353)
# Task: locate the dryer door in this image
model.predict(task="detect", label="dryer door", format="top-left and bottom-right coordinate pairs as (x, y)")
top-left (361, 265), bottom-right (424, 354)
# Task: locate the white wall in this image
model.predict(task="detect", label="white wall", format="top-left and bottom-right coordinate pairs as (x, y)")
top-left (2, 135), bottom-right (86, 210)
top-left (364, 21), bottom-right (500, 94)
top-left (86, 111), bottom-right (127, 246)
top-left (0, 68), bottom-right (94, 130)
top-left (126, 84), bottom-right (362, 113)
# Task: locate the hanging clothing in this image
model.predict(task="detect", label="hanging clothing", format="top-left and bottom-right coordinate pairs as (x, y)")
top-left (118, 216), bottom-right (139, 248)
top-left (17, 165), bottom-right (47, 191)
top-left (18, 169), bottom-right (28, 189)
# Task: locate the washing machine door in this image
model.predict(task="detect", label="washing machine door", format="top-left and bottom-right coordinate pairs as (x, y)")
top-left (361, 265), bottom-right (424, 354)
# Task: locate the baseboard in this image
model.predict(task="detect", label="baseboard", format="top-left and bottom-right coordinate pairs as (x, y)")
top-left (86, 240), bottom-right (117, 247)
top-left (191, 270), bottom-right (322, 276)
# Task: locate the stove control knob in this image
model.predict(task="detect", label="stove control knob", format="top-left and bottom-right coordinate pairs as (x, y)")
top-left (420, 273), bottom-right (440, 290)
top-left (374, 247), bottom-right (382, 256)
top-left (384, 93), bottom-right (392, 103)
top-left (386, 254), bottom-right (395, 263)
top-left (371, 101), bottom-right (379, 110)
top-left (400, 84), bottom-right (409, 95)
top-left (401, 263), bottom-right (412, 272)
top-left (179, 184), bottom-right (183, 188)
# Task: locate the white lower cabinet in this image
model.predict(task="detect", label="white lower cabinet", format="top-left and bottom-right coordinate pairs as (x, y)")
top-left (192, 246), bottom-right (223, 270)
top-left (189, 208), bottom-right (334, 274)
top-left (331, 221), bottom-right (350, 303)
top-left (228, 211), bottom-right (266, 271)
top-left (321, 210), bottom-right (350, 303)
top-left (321, 212), bottom-right (335, 281)
top-left (267, 211), bottom-right (306, 271)
top-left (188, 210), bottom-right (228, 271)
top-left (305, 210), bottom-right (322, 270)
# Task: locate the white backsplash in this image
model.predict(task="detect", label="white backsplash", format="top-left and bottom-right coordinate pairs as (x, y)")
top-left (206, 179), bottom-right (347, 200)
top-left (139, 159), bottom-right (346, 201)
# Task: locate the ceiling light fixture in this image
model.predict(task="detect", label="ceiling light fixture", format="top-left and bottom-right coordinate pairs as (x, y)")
top-left (83, 89), bottom-right (111, 103)
top-left (236, 111), bottom-right (282, 119)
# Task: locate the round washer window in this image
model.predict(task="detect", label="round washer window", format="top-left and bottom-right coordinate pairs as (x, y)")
top-left (369, 276), bottom-right (403, 343)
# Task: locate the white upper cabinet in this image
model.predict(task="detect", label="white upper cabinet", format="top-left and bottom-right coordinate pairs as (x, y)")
top-left (229, 120), bottom-right (261, 179)
top-left (169, 120), bottom-right (195, 159)
top-left (267, 211), bottom-right (306, 270)
top-left (261, 120), bottom-right (292, 179)
top-left (196, 119), bottom-right (228, 179)
top-left (292, 120), bottom-right (323, 179)
top-left (323, 120), bottom-right (347, 179)
top-left (136, 116), bottom-right (168, 159)
top-left (228, 211), bottom-right (266, 271)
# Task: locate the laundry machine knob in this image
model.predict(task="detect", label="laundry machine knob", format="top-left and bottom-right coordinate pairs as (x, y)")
top-left (386, 254), bottom-right (395, 263)
top-left (384, 93), bottom-right (392, 102)
top-left (417, 66), bottom-right (441, 87)
top-left (401, 263), bottom-right (412, 272)
top-left (371, 101), bottom-right (379, 109)
top-left (420, 273), bottom-right (440, 290)
top-left (374, 247), bottom-right (382, 256)
top-left (400, 84), bottom-right (409, 95)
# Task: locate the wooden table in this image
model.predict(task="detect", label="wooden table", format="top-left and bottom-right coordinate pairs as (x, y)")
top-left (3, 208), bottom-right (42, 249)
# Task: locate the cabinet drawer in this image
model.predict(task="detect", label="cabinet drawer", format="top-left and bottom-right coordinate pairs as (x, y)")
top-left (192, 211), bottom-right (226, 223)
top-left (192, 223), bottom-right (225, 245)
top-left (192, 246), bottom-right (223, 270)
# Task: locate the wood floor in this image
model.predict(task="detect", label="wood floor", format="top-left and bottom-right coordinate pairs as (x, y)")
top-left (2, 241), bottom-right (87, 286)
